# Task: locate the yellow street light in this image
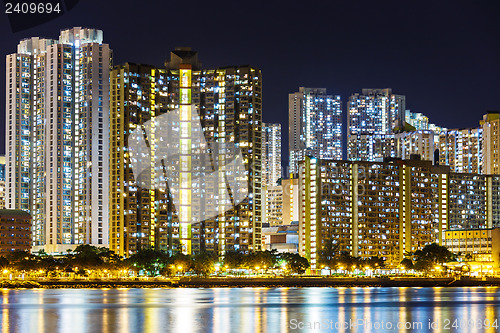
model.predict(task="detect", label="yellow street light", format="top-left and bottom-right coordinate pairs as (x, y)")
top-left (2, 269), bottom-right (9, 274)
top-left (255, 266), bottom-right (260, 270)
top-left (177, 265), bottom-right (183, 271)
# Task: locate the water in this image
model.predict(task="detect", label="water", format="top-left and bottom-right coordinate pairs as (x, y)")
top-left (1, 287), bottom-right (499, 332)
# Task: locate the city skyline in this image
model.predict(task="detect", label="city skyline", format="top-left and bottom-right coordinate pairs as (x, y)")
top-left (2, 3), bottom-right (500, 332)
top-left (3, 25), bottom-right (500, 259)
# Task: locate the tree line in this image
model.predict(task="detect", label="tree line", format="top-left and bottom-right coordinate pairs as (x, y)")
top-left (0, 246), bottom-right (310, 277)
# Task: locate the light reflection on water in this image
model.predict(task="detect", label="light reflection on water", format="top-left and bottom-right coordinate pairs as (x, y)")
top-left (0, 287), bottom-right (499, 332)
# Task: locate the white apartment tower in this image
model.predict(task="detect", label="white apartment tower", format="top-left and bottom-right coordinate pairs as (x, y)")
top-left (5, 27), bottom-right (111, 253)
top-left (481, 112), bottom-right (500, 175)
top-left (288, 87), bottom-right (342, 174)
top-left (262, 123), bottom-right (282, 187)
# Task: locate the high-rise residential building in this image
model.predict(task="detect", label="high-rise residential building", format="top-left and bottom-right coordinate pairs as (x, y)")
top-left (447, 173), bottom-right (494, 230)
top-left (298, 156), bottom-right (500, 270)
top-left (481, 112), bottom-right (500, 175)
top-left (288, 87), bottom-right (342, 174)
top-left (299, 157), bottom-right (442, 269)
top-left (110, 63), bottom-right (173, 257)
top-left (0, 156), bottom-right (5, 209)
top-left (261, 123), bottom-right (282, 227)
top-left (262, 123), bottom-right (282, 187)
top-left (282, 177), bottom-right (299, 225)
top-left (405, 110), bottom-right (446, 134)
top-left (405, 110), bottom-right (429, 130)
top-left (262, 185), bottom-right (283, 226)
top-left (0, 156), bottom-right (5, 180)
top-left (439, 128), bottom-right (482, 174)
top-left (395, 130), bottom-right (435, 163)
top-left (347, 134), bottom-right (396, 161)
top-left (110, 48), bottom-right (262, 256)
top-left (347, 88), bottom-right (405, 161)
top-left (262, 177), bottom-right (299, 226)
top-left (5, 27), bottom-right (111, 253)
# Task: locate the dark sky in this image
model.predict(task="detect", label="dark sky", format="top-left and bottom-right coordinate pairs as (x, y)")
top-left (1, 0), bottom-right (500, 165)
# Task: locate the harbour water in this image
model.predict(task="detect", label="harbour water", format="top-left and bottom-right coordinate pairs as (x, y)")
top-left (1, 287), bottom-right (499, 332)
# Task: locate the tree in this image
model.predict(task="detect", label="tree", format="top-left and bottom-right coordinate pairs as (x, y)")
top-left (400, 258), bottom-right (414, 270)
top-left (413, 243), bottom-right (455, 272)
top-left (70, 245), bottom-right (106, 269)
top-left (279, 253), bottom-right (309, 274)
top-left (127, 248), bottom-right (169, 276)
top-left (223, 251), bottom-right (245, 269)
top-left (191, 252), bottom-right (218, 277)
top-left (0, 256), bottom-right (9, 270)
top-left (247, 251), bottom-right (277, 270)
top-left (171, 253), bottom-right (191, 275)
top-left (318, 237), bottom-right (339, 268)
top-left (364, 256), bottom-right (385, 269)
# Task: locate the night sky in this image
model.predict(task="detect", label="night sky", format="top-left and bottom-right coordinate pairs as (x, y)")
top-left (1, 0), bottom-right (500, 166)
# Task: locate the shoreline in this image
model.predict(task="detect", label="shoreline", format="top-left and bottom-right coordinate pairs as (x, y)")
top-left (3, 277), bottom-right (500, 289)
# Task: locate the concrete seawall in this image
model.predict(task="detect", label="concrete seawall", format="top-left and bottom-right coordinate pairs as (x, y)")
top-left (3, 277), bottom-right (500, 288)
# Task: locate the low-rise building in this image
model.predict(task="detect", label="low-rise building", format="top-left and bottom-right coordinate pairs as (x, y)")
top-left (0, 209), bottom-right (31, 255)
top-left (261, 224), bottom-right (298, 253)
top-left (443, 228), bottom-right (500, 270)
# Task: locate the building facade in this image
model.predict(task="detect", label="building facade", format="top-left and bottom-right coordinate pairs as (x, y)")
top-left (282, 177), bottom-right (299, 225)
top-left (481, 112), bottom-right (500, 175)
top-left (5, 27), bottom-right (111, 253)
top-left (289, 87), bottom-right (342, 174)
top-left (110, 48), bottom-right (262, 256)
top-left (395, 130), bottom-right (435, 163)
top-left (443, 228), bottom-right (500, 264)
top-left (347, 134), bottom-right (396, 161)
top-left (0, 156), bottom-right (5, 209)
top-left (347, 88), bottom-right (405, 161)
top-left (261, 224), bottom-right (298, 253)
top-left (262, 123), bottom-right (282, 187)
top-left (0, 209), bottom-right (31, 255)
top-left (110, 63), bottom-right (173, 257)
top-left (439, 128), bottom-right (482, 174)
top-left (298, 156), bottom-right (500, 269)
top-left (262, 185), bottom-right (283, 226)
top-left (405, 110), bottom-right (429, 130)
